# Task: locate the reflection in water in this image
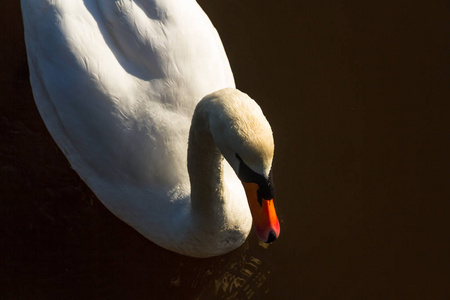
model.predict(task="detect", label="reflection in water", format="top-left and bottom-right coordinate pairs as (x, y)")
top-left (168, 241), bottom-right (271, 299)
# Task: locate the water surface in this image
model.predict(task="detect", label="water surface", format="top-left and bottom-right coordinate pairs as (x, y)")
top-left (1, 1), bottom-right (449, 298)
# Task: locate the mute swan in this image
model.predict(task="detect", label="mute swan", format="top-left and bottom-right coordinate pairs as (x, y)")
top-left (21, 0), bottom-right (279, 257)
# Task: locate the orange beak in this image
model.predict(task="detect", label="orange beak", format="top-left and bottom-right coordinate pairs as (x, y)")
top-left (242, 182), bottom-right (280, 243)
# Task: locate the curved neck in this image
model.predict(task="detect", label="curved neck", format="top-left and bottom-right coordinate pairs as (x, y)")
top-left (187, 104), bottom-right (226, 222)
top-left (182, 90), bottom-right (253, 257)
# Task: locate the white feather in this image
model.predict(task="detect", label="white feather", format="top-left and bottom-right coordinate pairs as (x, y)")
top-left (22, 0), bottom-right (274, 257)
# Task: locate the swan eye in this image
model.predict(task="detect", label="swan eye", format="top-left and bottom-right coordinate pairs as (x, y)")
top-left (256, 189), bottom-right (263, 206)
top-left (235, 153), bottom-right (275, 201)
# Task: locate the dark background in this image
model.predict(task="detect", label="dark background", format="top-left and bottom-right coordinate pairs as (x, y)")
top-left (1, 0), bottom-right (449, 299)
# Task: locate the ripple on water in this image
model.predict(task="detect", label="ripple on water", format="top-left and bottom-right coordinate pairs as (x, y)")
top-left (169, 241), bottom-right (272, 299)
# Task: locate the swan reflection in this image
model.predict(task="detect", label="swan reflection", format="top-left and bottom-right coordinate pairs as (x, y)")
top-left (168, 241), bottom-right (272, 299)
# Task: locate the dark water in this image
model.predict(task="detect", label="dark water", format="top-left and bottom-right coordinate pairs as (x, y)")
top-left (1, 1), bottom-right (449, 299)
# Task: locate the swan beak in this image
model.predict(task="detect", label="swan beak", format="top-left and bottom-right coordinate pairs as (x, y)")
top-left (242, 182), bottom-right (280, 243)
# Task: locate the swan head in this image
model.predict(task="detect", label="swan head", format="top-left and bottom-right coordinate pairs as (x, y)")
top-left (205, 88), bottom-right (280, 244)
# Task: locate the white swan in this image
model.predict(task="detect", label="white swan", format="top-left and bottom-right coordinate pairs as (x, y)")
top-left (21, 0), bottom-right (279, 257)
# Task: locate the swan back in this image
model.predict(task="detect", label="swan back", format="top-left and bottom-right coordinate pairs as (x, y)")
top-left (21, 0), bottom-right (234, 191)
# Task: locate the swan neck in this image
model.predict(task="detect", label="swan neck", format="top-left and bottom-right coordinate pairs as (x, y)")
top-left (188, 105), bottom-right (225, 217)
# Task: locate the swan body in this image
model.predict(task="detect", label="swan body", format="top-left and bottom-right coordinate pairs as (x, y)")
top-left (21, 0), bottom-right (279, 257)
